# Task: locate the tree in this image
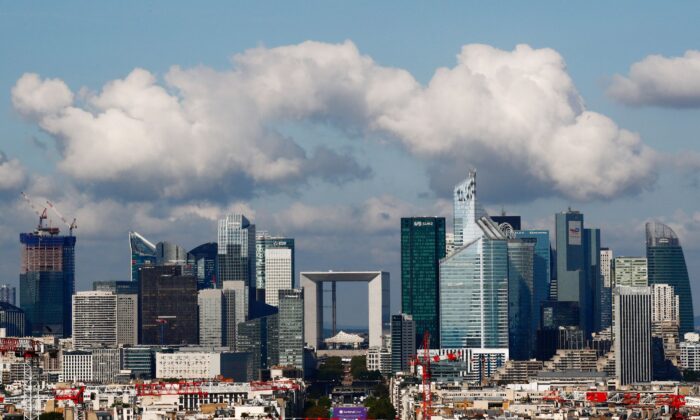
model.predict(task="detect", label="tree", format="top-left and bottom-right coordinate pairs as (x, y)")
top-left (304, 404), bottom-right (330, 418)
top-left (318, 396), bottom-right (332, 408)
top-left (366, 397), bottom-right (396, 420)
top-left (39, 413), bottom-right (63, 420)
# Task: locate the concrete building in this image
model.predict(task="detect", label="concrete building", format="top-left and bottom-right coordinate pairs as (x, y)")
top-left (278, 289), bottom-right (304, 370)
top-left (264, 249), bottom-right (293, 307)
top-left (651, 283), bottom-right (680, 323)
top-left (116, 294), bottom-right (138, 346)
top-left (614, 286), bottom-right (653, 385)
top-left (367, 347), bottom-right (391, 377)
top-left (614, 257), bottom-right (648, 287)
top-left (73, 292), bottom-right (137, 348)
top-left (600, 248), bottom-right (614, 330)
top-left (680, 333), bottom-right (700, 371)
top-left (301, 271), bottom-right (389, 349)
top-left (391, 314), bottom-right (416, 373)
top-left (155, 351), bottom-right (220, 379)
top-left (198, 289), bottom-right (223, 347)
top-left (61, 348), bottom-right (121, 383)
top-left (222, 280), bottom-right (248, 351)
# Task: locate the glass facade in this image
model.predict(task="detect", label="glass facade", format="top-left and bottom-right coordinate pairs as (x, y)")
top-left (121, 347), bottom-right (155, 379)
top-left (189, 242), bottom-right (218, 289)
top-left (507, 240), bottom-right (535, 360)
top-left (278, 289), bottom-right (304, 370)
top-left (400, 217), bottom-right (446, 348)
top-left (646, 222), bottom-right (695, 336)
top-left (236, 313), bottom-right (279, 380)
top-left (129, 231), bottom-right (156, 282)
top-left (0, 302), bottom-right (26, 337)
top-left (255, 234), bottom-right (295, 293)
top-left (391, 314), bottom-right (416, 373)
top-left (514, 230), bottom-right (551, 340)
top-left (217, 215), bottom-right (256, 295)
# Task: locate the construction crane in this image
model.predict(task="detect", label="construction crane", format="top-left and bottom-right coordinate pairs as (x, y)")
top-left (54, 386), bottom-right (85, 405)
top-left (21, 192), bottom-right (59, 235)
top-left (46, 200), bottom-right (77, 236)
top-left (412, 331), bottom-right (460, 420)
top-left (135, 382), bottom-right (207, 397)
top-left (0, 337), bottom-right (44, 358)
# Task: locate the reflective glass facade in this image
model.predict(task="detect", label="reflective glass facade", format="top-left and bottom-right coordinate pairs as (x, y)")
top-left (401, 217), bottom-right (446, 348)
top-left (129, 231), bottom-right (156, 282)
top-left (646, 222), bottom-right (695, 336)
top-left (189, 242), bottom-right (218, 289)
top-left (514, 230), bottom-right (551, 340)
top-left (278, 289), bottom-right (304, 370)
top-left (507, 240), bottom-right (535, 360)
top-left (217, 215), bottom-right (256, 293)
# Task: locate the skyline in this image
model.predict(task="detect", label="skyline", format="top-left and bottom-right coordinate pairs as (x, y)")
top-left (2, 2), bottom-right (700, 326)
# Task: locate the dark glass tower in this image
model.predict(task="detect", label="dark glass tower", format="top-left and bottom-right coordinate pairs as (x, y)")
top-left (129, 231), bottom-right (156, 282)
top-left (646, 222), bottom-right (694, 336)
top-left (514, 230), bottom-right (551, 343)
top-left (189, 242), bottom-right (218, 289)
top-left (20, 231), bottom-right (75, 337)
top-left (401, 217), bottom-right (446, 349)
top-left (507, 240), bottom-right (535, 360)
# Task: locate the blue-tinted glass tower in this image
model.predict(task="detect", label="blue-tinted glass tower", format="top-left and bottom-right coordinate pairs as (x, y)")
top-left (514, 230), bottom-right (551, 341)
top-left (507, 240), bottom-right (535, 360)
top-left (129, 231), bottom-right (156, 282)
top-left (189, 242), bottom-right (218, 289)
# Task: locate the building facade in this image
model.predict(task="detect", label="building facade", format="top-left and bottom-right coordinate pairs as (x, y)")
top-left (198, 289), bottom-right (223, 347)
top-left (263, 248), bottom-right (293, 307)
top-left (0, 285), bottom-right (16, 306)
top-left (217, 214), bottom-right (256, 294)
top-left (73, 291), bottom-right (137, 348)
top-left (93, 280), bottom-right (138, 295)
top-left (600, 248), bottom-right (614, 330)
top-left (614, 286), bottom-right (653, 385)
top-left (189, 242), bottom-right (218, 289)
top-left (513, 230), bottom-right (551, 341)
top-left (255, 233), bottom-right (295, 302)
top-left (391, 314), bottom-right (416, 373)
top-left (278, 289), bottom-right (304, 370)
top-left (222, 280), bottom-right (248, 351)
top-left (400, 217), bottom-right (446, 349)
top-left (129, 231), bottom-right (156, 282)
top-left (507, 240), bottom-right (535, 360)
top-left (0, 302), bottom-right (26, 337)
top-left (236, 314), bottom-right (279, 379)
top-left (613, 257), bottom-right (648, 287)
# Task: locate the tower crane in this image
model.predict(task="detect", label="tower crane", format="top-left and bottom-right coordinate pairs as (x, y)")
top-left (21, 192), bottom-right (59, 235)
top-left (46, 200), bottom-right (77, 236)
top-left (412, 331), bottom-right (460, 420)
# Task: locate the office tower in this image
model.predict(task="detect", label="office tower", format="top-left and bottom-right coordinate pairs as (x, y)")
top-left (614, 286), bottom-right (653, 385)
top-left (401, 217), bottom-right (446, 349)
top-left (73, 291), bottom-right (137, 348)
top-left (445, 233), bottom-right (456, 257)
top-left (507, 240), bottom-right (535, 360)
top-left (20, 228), bottom-right (75, 337)
top-left (391, 314), bottom-right (416, 373)
top-left (0, 302), bottom-right (26, 337)
top-left (189, 242), bottom-right (218, 289)
top-left (256, 233), bottom-right (295, 302)
top-left (646, 222), bottom-right (695, 336)
top-left (198, 289), bottom-right (223, 347)
top-left (236, 313), bottom-right (279, 379)
top-left (0, 285), bottom-right (16, 306)
top-left (440, 170), bottom-right (509, 349)
top-left (651, 283), bottom-right (680, 323)
top-left (93, 280), bottom-right (139, 295)
top-left (278, 289), bottom-right (304, 370)
top-left (155, 241), bottom-right (190, 266)
top-left (218, 214), bottom-right (256, 301)
top-left (121, 347), bottom-right (155, 379)
top-left (554, 210), bottom-right (600, 337)
top-left (491, 214), bottom-right (522, 231)
top-left (513, 230), bottom-right (550, 350)
top-left (600, 248), bottom-right (613, 330)
top-left (536, 301), bottom-right (580, 361)
top-left (614, 257), bottom-right (648, 287)
top-left (129, 231), bottom-right (156, 282)
top-left (263, 248), bottom-right (293, 307)
top-left (222, 280), bottom-right (248, 350)
top-left (138, 265), bottom-right (198, 345)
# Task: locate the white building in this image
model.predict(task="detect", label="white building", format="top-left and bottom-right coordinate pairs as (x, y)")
top-left (72, 291), bottom-right (137, 348)
top-left (680, 333), bottom-right (700, 371)
top-left (614, 286), bottom-right (652, 385)
top-left (651, 283), bottom-right (680, 323)
top-left (62, 350), bottom-right (93, 382)
top-left (61, 348), bottom-right (122, 383)
top-left (600, 248), bottom-right (613, 288)
top-left (264, 248), bottom-right (293, 307)
top-left (198, 289), bottom-right (223, 347)
top-left (155, 351), bottom-right (220, 379)
top-left (367, 347), bottom-right (391, 377)
top-left (613, 257), bottom-right (648, 287)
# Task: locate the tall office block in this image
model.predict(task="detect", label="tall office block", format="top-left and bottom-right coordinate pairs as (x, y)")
top-left (585, 229), bottom-right (602, 333)
top-left (116, 294), bottom-right (138, 346)
top-left (614, 257), bottom-right (648, 287)
top-left (646, 222), bottom-right (695, 336)
top-left (513, 230), bottom-right (550, 349)
top-left (264, 249), bottom-right (293, 307)
top-left (20, 229), bottom-right (75, 337)
top-left (401, 217), bottom-right (446, 349)
top-left (278, 289), bottom-right (304, 370)
top-left (189, 242), bottom-right (217, 289)
top-left (222, 280), bottom-right (248, 350)
top-left (0, 303), bottom-right (26, 337)
top-left (129, 231), bottom-right (156, 282)
top-left (614, 286), bottom-right (653, 385)
top-left (651, 284), bottom-right (680, 324)
top-left (0, 285), bottom-right (16, 306)
top-left (218, 214), bottom-right (256, 305)
top-left (256, 233), bottom-right (295, 302)
top-left (507, 240), bottom-right (535, 360)
top-left (156, 241), bottom-right (190, 266)
top-left (138, 265), bottom-right (198, 345)
top-left (236, 313), bottom-right (279, 379)
top-left (93, 280), bottom-right (138, 295)
top-left (198, 289), bottom-right (223, 347)
top-left (600, 248), bottom-right (613, 330)
top-left (440, 170), bottom-right (508, 349)
top-left (73, 291), bottom-right (137, 348)
top-left (391, 314), bottom-right (416, 373)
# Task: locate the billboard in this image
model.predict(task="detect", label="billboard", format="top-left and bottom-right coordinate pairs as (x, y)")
top-left (568, 220), bottom-right (582, 246)
top-left (331, 406), bottom-right (368, 420)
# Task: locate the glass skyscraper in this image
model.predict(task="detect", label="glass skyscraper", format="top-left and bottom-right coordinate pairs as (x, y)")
top-left (507, 240), bottom-right (535, 360)
top-left (514, 230), bottom-right (551, 340)
top-left (20, 230), bottom-right (76, 337)
top-left (646, 222), bottom-right (695, 336)
top-left (189, 242), bottom-right (218, 289)
top-left (129, 231), bottom-right (156, 282)
top-left (440, 170), bottom-right (509, 349)
top-left (278, 289), bottom-right (304, 370)
top-left (401, 217), bottom-right (446, 348)
top-left (218, 215), bottom-right (256, 294)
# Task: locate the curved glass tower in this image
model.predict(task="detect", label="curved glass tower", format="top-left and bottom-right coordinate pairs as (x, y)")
top-left (646, 222), bottom-right (694, 335)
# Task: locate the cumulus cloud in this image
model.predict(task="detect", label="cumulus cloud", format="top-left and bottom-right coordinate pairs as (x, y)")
top-left (607, 50), bottom-right (700, 107)
top-left (13, 40), bottom-right (655, 202)
top-left (0, 152), bottom-right (26, 192)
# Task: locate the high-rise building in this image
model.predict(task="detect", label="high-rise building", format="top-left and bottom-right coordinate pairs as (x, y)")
top-left (646, 222), bottom-right (695, 336)
top-left (20, 229), bottom-right (75, 337)
top-left (189, 243), bottom-right (218, 289)
top-left (507, 240), bottom-right (535, 360)
top-left (129, 231), bottom-right (156, 282)
top-left (218, 215), bottom-right (256, 303)
top-left (93, 280), bottom-right (138, 295)
top-left (440, 170), bottom-right (509, 349)
top-left (72, 291), bottom-right (138, 348)
top-left (600, 248), bottom-right (613, 330)
top-left (391, 314), bottom-right (416, 373)
top-left (155, 241), bottom-right (190, 266)
top-left (614, 286), bottom-right (653, 385)
top-left (236, 313), bottom-right (279, 379)
top-left (651, 283), bottom-right (680, 324)
top-left (401, 217), bottom-right (446, 349)
top-left (138, 265), bottom-right (198, 345)
top-left (0, 285), bottom-right (16, 306)
top-left (554, 210), bottom-right (600, 337)
top-left (278, 289), bottom-right (304, 370)
top-left (222, 280), bottom-right (248, 351)
top-left (264, 248), bottom-right (293, 307)
top-left (491, 214), bottom-right (522, 231)
top-left (0, 302), bottom-right (26, 337)
top-left (514, 230), bottom-right (551, 342)
top-left (613, 257), bottom-right (648, 287)
top-left (198, 289), bottom-right (223, 347)
top-left (256, 233), bottom-right (295, 302)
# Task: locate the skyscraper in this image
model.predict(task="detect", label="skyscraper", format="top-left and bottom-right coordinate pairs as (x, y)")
top-left (507, 240), bottom-right (535, 360)
top-left (651, 283), bottom-right (680, 324)
top-left (264, 248), bottom-right (293, 307)
top-left (20, 229), bottom-right (75, 337)
top-left (72, 291), bottom-right (137, 348)
top-left (278, 289), bottom-right (304, 370)
top-left (155, 241), bottom-right (190, 266)
top-left (218, 215), bottom-right (256, 301)
top-left (236, 313), bottom-right (279, 380)
top-left (0, 285), bottom-right (16, 306)
top-left (129, 231), bottom-right (156, 282)
top-left (391, 314), bottom-right (416, 373)
top-left (222, 280), bottom-right (248, 350)
top-left (189, 242), bottom-right (218, 289)
top-left (613, 257), bottom-right (648, 287)
top-left (256, 233), bottom-right (295, 302)
top-left (513, 230), bottom-right (551, 345)
top-left (646, 222), bottom-right (695, 336)
top-left (198, 289), bottom-right (223, 347)
top-left (401, 217), bottom-right (446, 349)
top-left (600, 248), bottom-right (613, 330)
top-left (614, 286), bottom-right (653, 385)
top-left (0, 303), bottom-right (26, 337)
top-left (440, 170), bottom-right (509, 349)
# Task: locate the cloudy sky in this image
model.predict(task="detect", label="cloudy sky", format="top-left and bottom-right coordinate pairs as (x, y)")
top-left (1, 1), bottom-right (700, 327)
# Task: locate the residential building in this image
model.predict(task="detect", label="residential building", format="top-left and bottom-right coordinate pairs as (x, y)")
top-left (264, 249), bottom-right (293, 307)
top-left (256, 233), bottom-right (295, 303)
top-left (129, 231), bottom-right (156, 282)
top-left (278, 289), bottom-right (304, 370)
top-left (391, 314), bottom-right (416, 373)
top-left (199, 289), bottom-right (223, 347)
top-left (0, 302), bottom-right (26, 337)
top-left (646, 222), bottom-right (695, 336)
top-left (614, 286), bottom-right (653, 385)
top-left (507, 239), bottom-right (535, 360)
top-left (652, 283), bottom-right (680, 324)
top-left (401, 217), bottom-right (446, 349)
top-left (0, 285), bottom-right (16, 306)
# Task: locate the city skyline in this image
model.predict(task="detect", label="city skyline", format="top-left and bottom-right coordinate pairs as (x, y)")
top-left (1, 2), bottom-right (700, 328)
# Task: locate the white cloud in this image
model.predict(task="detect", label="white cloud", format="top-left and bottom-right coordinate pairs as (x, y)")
top-left (607, 50), bottom-right (700, 107)
top-left (0, 152), bottom-right (26, 191)
top-left (13, 41), bottom-right (656, 201)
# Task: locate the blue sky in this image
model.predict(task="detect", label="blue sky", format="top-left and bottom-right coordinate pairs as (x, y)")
top-left (1, 1), bottom-right (700, 327)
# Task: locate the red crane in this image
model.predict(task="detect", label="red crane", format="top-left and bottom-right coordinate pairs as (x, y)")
top-left (54, 386), bottom-right (85, 405)
top-left (0, 337), bottom-right (44, 358)
top-left (135, 381), bottom-right (207, 397)
top-left (411, 331), bottom-right (460, 420)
